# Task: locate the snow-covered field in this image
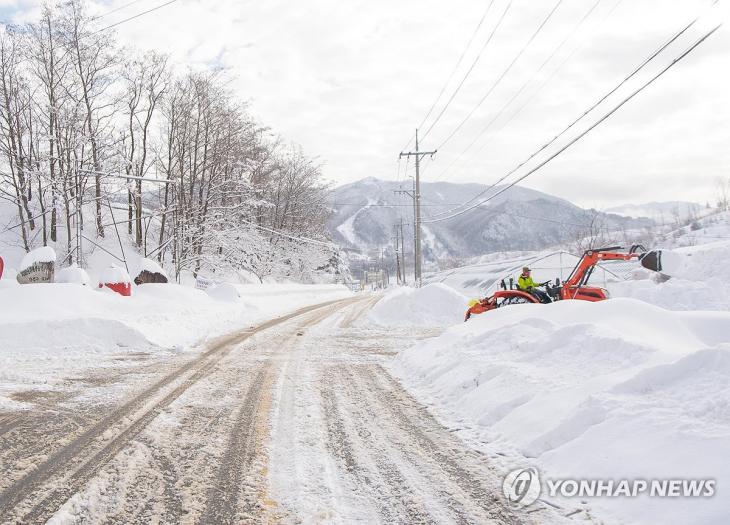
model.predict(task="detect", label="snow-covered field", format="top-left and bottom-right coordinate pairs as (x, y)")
top-left (0, 281), bottom-right (352, 411)
top-left (381, 212), bottom-right (730, 524)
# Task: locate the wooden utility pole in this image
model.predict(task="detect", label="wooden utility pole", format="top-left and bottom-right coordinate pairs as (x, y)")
top-left (393, 185), bottom-right (417, 283)
top-left (399, 129), bottom-right (435, 286)
top-left (393, 227), bottom-right (402, 285)
top-left (399, 218), bottom-right (407, 284)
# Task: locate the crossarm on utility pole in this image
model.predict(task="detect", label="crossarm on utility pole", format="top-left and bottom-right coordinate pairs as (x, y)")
top-left (398, 129), bottom-right (436, 286)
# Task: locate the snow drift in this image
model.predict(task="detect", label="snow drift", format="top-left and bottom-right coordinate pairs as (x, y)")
top-left (392, 298), bottom-right (730, 524)
top-left (0, 282), bottom-right (352, 410)
top-left (369, 283), bottom-right (468, 327)
top-left (610, 240), bottom-right (730, 311)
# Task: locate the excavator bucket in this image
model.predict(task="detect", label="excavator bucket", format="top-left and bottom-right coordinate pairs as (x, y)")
top-left (640, 250), bottom-right (663, 272)
top-left (640, 249), bottom-right (683, 277)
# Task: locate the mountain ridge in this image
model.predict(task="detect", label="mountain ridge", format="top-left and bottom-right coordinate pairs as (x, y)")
top-left (327, 178), bottom-right (651, 262)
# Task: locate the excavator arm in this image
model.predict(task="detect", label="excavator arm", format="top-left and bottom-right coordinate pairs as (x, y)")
top-left (564, 245), bottom-right (647, 289)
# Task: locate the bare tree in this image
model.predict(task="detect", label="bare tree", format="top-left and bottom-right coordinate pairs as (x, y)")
top-left (120, 51), bottom-right (168, 247)
top-left (570, 209), bottom-right (619, 254)
top-left (716, 177), bottom-right (730, 211)
top-left (61, 0), bottom-right (117, 237)
top-left (0, 30), bottom-right (34, 250)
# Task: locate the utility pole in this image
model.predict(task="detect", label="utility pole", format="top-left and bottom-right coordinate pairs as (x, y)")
top-left (393, 225), bottom-right (402, 285)
top-left (399, 129), bottom-right (435, 287)
top-left (399, 218), bottom-right (407, 284)
top-left (394, 183), bottom-right (417, 283)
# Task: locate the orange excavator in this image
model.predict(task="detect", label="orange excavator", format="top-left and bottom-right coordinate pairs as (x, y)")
top-left (465, 245), bottom-right (663, 321)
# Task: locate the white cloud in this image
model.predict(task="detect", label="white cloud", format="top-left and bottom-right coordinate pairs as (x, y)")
top-left (5, 0), bottom-right (728, 207)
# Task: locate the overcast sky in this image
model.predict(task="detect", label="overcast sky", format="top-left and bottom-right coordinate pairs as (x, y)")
top-left (3, 0), bottom-right (728, 208)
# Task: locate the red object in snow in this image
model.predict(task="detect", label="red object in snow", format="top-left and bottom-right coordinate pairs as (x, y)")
top-left (98, 265), bottom-right (133, 296)
top-left (0, 256), bottom-right (4, 279)
top-left (99, 281), bottom-right (132, 296)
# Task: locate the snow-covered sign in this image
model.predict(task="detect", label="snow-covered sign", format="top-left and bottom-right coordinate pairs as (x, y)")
top-left (16, 247), bottom-right (56, 284)
top-left (56, 265), bottom-right (91, 286)
top-left (195, 275), bottom-right (215, 290)
top-left (132, 258), bottom-right (168, 285)
top-left (99, 265), bottom-right (133, 296)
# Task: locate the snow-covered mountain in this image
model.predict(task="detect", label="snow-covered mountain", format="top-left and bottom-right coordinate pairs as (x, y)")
top-left (605, 201), bottom-right (703, 223)
top-left (328, 177), bottom-right (649, 261)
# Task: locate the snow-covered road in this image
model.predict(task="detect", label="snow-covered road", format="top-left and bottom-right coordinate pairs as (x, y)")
top-left (0, 296), bottom-right (559, 524)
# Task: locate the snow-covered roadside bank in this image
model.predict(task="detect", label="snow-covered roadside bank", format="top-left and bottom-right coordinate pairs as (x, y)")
top-left (609, 240), bottom-right (730, 311)
top-left (386, 293), bottom-right (730, 525)
top-left (0, 282), bottom-right (352, 410)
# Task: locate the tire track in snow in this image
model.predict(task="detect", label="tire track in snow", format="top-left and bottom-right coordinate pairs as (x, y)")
top-left (321, 369), bottom-right (433, 523)
top-left (200, 364), bottom-right (278, 523)
top-left (355, 365), bottom-right (523, 524)
top-left (0, 296), bottom-right (358, 523)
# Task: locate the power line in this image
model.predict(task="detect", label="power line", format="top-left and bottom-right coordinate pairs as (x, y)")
top-left (239, 218), bottom-right (334, 248)
top-left (92, 0), bottom-right (146, 20)
top-left (331, 203), bottom-right (466, 207)
top-left (434, 0), bottom-right (603, 183)
top-left (405, 0), bottom-right (497, 150)
top-left (423, 24), bottom-right (721, 224)
top-left (420, 0), bottom-right (514, 142)
top-left (434, 0), bottom-right (564, 151)
top-left (428, 6), bottom-right (705, 220)
top-left (96, 0), bottom-right (180, 32)
top-left (446, 0), bottom-right (625, 181)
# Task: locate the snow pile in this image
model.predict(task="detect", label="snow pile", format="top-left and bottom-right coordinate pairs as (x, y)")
top-left (392, 298), bottom-right (730, 524)
top-left (369, 283), bottom-right (468, 327)
top-left (56, 265), bottom-right (90, 285)
top-left (610, 241), bottom-right (730, 311)
top-left (18, 246), bottom-right (56, 271)
top-left (99, 265), bottom-right (132, 284)
top-left (130, 258), bottom-right (167, 279)
top-left (0, 283), bottom-right (352, 410)
top-left (206, 282), bottom-right (241, 302)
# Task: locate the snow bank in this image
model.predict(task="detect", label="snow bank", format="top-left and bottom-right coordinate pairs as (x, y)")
top-left (99, 265), bottom-right (132, 284)
top-left (56, 265), bottom-right (90, 285)
top-left (0, 282), bottom-right (352, 409)
top-left (369, 283), bottom-right (468, 327)
top-left (392, 298), bottom-right (730, 524)
top-left (206, 282), bottom-right (240, 302)
top-left (135, 257), bottom-right (167, 276)
top-left (610, 241), bottom-right (730, 311)
top-left (19, 246), bottom-right (56, 271)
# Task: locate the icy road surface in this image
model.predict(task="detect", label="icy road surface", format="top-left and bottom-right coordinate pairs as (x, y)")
top-left (0, 296), bottom-right (564, 524)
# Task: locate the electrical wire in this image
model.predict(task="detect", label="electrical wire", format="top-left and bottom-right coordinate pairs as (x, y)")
top-left (239, 218), bottom-right (334, 247)
top-left (447, 0), bottom-right (625, 180)
top-left (420, 0), bottom-right (514, 141)
top-left (459, 0), bottom-right (626, 176)
top-left (428, 6), bottom-right (706, 219)
top-left (422, 24), bottom-right (722, 224)
top-left (434, 0), bottom-right (602, 183)
top-left (434, 0), bottom-right (564, 151)
top-left (96, 0), bottom-right (180, 32)
top-left (400, 0), bottom-right (497, 152)
top-left (92, 0), bottom-right (146, 20)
